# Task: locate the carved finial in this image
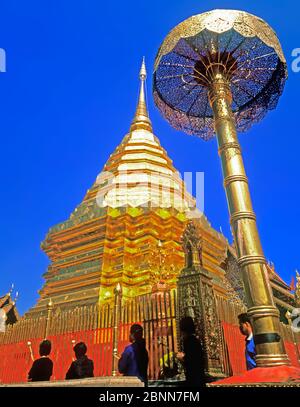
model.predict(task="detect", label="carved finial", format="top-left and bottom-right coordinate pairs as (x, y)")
top-left (139, 56), bottom-right (146, 80)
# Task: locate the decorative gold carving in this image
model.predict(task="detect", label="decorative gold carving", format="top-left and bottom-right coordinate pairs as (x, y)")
top-left (202, 283), bottom-right (221, 360)
top-left (153, 9), bottom-right (287, 139)
top-left (182, 221), bottom-right (203, 268)
top-left (230, 211), bottom-right (256, 223)
top-left (183, 284), bottom-right (197, 318)
top-left (223, 175), bottom-right (248, 188)
top-left (178, 220), bottom-right (225, 377)
top-left (218, 142), bottom-right (241, 157)
top-left (154, 10), bottom-right (285, 70)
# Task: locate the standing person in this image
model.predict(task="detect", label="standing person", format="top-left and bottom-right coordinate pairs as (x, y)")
top-left (118, 324), bottom-right (149, 385)
top-left (238, 313), bottom-right (257, 370)
top-left (176, 316), bottom-right (206, 387)
top-left (65, 342), bottom-right (94, 380)
top-left (28, 339), bottom-right (53, 382)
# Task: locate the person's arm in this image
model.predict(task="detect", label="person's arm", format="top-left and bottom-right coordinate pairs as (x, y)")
top-left (118, 349), bottom-right (130, 374)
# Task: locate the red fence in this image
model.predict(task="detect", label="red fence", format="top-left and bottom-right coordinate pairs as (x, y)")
top-left (0, 327), bottom-right (130, 384)
top-left (284, 342), bottom-right (300, 368)
top-left (2, 324), bottom-right (300, 384)
top-left (0, 293), bottom-right (177, 384)
top-left (1, 293), bottom-right (300, 384)
top-left (222, 322), bottom-right (246, 375)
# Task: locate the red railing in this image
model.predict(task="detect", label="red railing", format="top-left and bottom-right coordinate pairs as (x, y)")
top-left (222, 321), bottom-right (246, 375)
top-left (1, 297), bottom-right (300, 384)
top-left (1, 325), bottom-right (300, 384)
top-left (0, 327), bottom-right (129, 384)
top-left (284, 342), bottom-right (300, 368)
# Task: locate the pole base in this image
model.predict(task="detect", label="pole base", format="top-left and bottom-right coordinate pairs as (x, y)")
top-left (211, 366), bottom-right (300, 386)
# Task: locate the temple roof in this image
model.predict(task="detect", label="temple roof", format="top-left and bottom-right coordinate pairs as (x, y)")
top-left (0, 286), bottom-right (19, 325)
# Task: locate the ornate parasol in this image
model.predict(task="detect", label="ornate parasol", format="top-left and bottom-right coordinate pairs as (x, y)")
top-left (153, 9), bottom-right (287, 140)
top-left (153, 9), bottom-right (289, 368)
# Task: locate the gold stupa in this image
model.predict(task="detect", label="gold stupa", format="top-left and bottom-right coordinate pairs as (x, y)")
top-left (26, 59), bottom-right (229, 316)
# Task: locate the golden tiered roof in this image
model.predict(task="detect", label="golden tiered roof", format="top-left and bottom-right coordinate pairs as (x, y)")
top-left (81, 58), bottom-right (195, 212)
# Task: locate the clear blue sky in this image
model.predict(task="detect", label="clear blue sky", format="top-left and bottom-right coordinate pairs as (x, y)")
top-left (0, 1), bottom-right (299, 315)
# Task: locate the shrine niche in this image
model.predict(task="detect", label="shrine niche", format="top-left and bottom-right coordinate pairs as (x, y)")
top-left (177, 219), bottom-right (224, 380)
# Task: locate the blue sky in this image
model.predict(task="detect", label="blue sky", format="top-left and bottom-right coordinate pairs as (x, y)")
top-left (0, 1), bottom-right (299, 315)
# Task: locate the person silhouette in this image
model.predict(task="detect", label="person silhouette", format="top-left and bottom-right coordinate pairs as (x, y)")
top-left (118, 324), bottom-right (149, 385)
top-left (65, 342), bottom-right (94, 380)
top-left (28, 340), bottom-right (53, 382)
top-left (238, 313), bottom-right (257, 370)
top-left (176, 317), bottom-right (206, 387)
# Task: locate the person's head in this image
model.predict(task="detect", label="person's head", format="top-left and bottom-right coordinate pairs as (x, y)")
top-left (73, 342), bottom-right (87, 359)
top-left (179, 316), bottom-right (196, 339)
top-left (129, 324), bottom-right (143, 343)
top-left (39, 339), bottom-right (51, 357)
top-left (238, 313), bottom-right (253, 337)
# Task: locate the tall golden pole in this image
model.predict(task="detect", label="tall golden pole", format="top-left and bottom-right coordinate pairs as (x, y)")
top-left (208, 73), bottom-right (288, 366)
top-left (44, 298), bottom-right (53, 340)
top-left (112, 283), bottom-right (122, 376)
top-left (153, 9), bottom-right (290, 367)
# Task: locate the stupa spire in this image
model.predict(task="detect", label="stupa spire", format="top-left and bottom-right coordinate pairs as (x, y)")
top-left (130, 57), bottom-right (152, 132)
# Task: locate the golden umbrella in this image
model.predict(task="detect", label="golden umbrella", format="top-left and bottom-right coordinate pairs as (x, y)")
top-left (153, 9), bottom-right (289, 368)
